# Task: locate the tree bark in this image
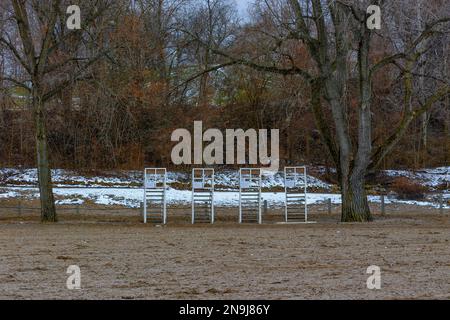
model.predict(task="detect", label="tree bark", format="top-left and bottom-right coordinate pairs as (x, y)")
top-left (33, 88), bottom-right (57, 222)
top-left (341, 26), bottom-right (373, 223)
top-left (341, 172), bottom-right (372, 222)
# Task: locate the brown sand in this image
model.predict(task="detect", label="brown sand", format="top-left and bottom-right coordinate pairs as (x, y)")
top-left (0, 205), bottom-right (449, 299)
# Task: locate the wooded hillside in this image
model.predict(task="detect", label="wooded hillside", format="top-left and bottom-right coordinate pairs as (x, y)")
top-left (1, 0), bottom-right (448, 171)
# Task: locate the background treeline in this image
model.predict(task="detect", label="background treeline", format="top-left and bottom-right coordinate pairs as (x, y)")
top-left (0, 0), bottom-right (449, 171)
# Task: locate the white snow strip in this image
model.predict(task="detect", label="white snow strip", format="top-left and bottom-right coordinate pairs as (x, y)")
top-left (1, 187), bottom-right (447, 209)
top-left (0, 189), bottom-right (21, 198)
top-left (384, 166), bottom-right (450, 188)
top-left (0, 168), bottom-right (331, 190)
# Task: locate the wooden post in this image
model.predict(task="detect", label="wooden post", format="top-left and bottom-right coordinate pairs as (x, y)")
top-left (76, 205), bottom-right (80, 215)
top-left (327, 198), bottom-right (332, 215)
top-left (140, 202), bottom-right (144, 219)
top-left (381, 195), bottom-right (386, 216)
top-left (439, 194), bottom-right (444, 215)
top-left (263, 200), bottom-right (268, 216)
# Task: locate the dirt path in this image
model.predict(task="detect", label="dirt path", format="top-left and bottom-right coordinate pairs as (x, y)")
top-left (0, 212), bottom-right (449, 299)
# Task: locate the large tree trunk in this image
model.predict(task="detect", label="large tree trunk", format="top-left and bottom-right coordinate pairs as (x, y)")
top-left (341, 173), bottom-right (372, 222)
top-left (33, 89), bottom-right (57, 222)
top-left (340, 25), bottom-right (373, 223)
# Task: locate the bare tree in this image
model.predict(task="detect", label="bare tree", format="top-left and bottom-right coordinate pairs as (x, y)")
top-left (184, 0), bottom-right (450, 221)
top-left (176, 0), bottom-right (238, 105)
top-left (0, 0), bottom-right (115, 221)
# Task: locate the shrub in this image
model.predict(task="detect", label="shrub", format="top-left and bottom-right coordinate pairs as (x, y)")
top-left (390, 177), bottom-right (428, 200)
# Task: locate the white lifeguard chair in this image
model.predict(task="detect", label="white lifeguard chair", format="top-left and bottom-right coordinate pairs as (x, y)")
top-left (143, 168), bottom-right (167, 224)
top-left (239, 168), bottom-right (262, 224)
top-left (191, 168), bottom-right (215, 224)
top-left (284, 166), bottom-right (314, 223)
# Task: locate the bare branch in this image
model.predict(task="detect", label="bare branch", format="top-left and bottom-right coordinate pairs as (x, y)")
top-left (0, 36), bottom-right (31, 74)
top-left (369, 85), bottom-right (450, 171)
top-left (0, 77), bottom-right (31, 92)
top-left (36, 0), bottom-right (61, 75)
top-left (42, 50), bottom-right (108, 102)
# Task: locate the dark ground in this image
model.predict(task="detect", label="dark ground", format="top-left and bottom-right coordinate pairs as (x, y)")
top-left (0, 202), bottom-right (448, 299)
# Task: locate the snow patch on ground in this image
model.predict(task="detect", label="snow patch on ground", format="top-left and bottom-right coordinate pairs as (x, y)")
top-left (1, 186), bottom-right (447, 209)
top-left (0, 189), bottom-right (22, 199)
top-left (1, 167), bottom-right (448, 190)
top-left (384, 167), bottom-right (449, 188)
top-left (1, 167), bottom-right (448, 209)
top-left (0, 168), bottom-right (331, 190)
top-left (0, 168), bottom-right (143, 187)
